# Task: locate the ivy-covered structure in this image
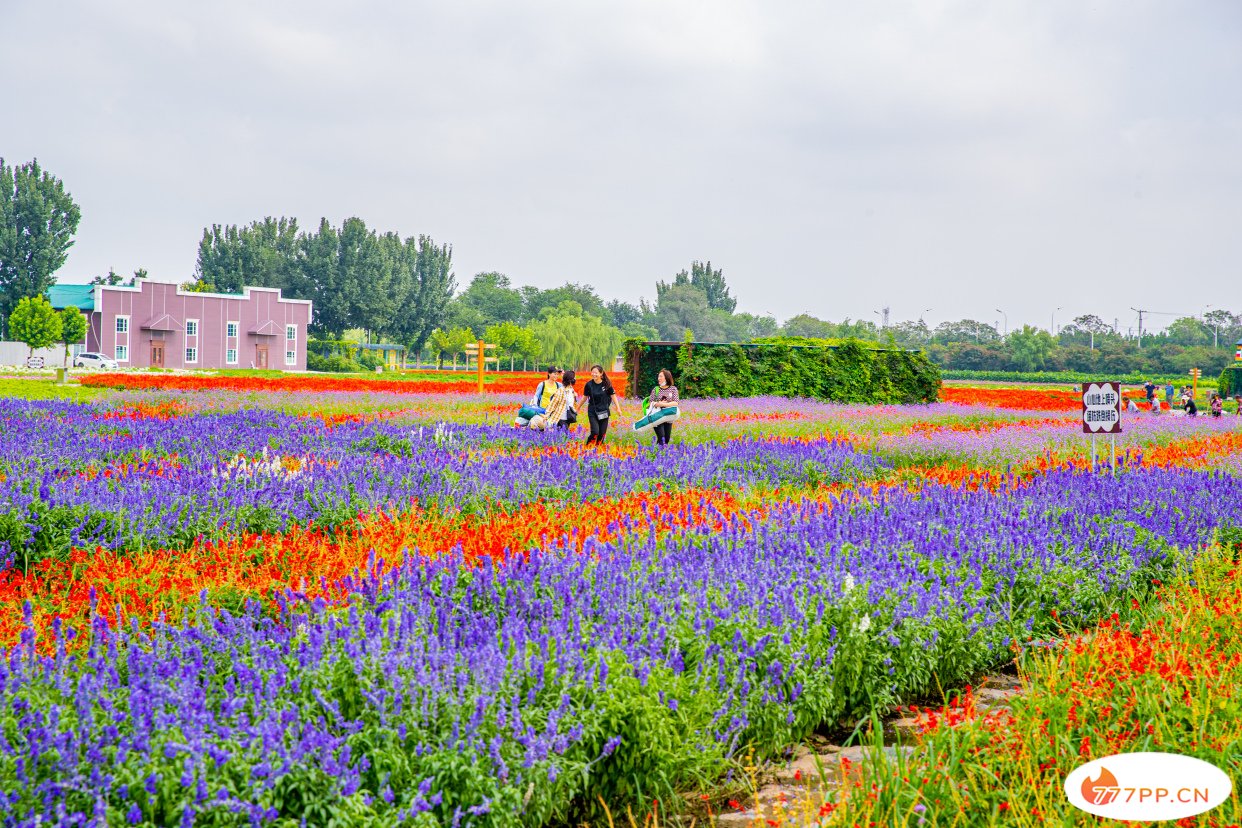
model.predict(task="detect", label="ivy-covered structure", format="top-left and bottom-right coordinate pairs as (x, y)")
top-left (624, 338), bottom-right (941, 403)
top-left (1220, 340), bottom-right (1242, 397)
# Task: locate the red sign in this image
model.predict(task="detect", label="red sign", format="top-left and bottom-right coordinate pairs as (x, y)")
top-left (1082, 382), bottom-right (1122, 434)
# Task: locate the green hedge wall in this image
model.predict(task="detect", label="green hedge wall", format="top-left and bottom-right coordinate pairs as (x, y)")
top-left (624, 339), bottom-right (941, 403)
top-left (1220, 364), bottom-right (1242, 398)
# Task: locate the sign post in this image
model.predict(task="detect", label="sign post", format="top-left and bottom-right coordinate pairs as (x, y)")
top-left (463, 341), bottom-right (498, 393)
top-left (1189, 368), bottom-right (1201, 402)
top-left (1082, 382), bottom-right (1122, 476)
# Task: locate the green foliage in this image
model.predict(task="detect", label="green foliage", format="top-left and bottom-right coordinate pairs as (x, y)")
top-left (428, 327), bottom-right (476, 369)
top-left (525, 302), bottom-right (624, 369)
top-left (58, 306), bottom-right (87, 366)
top-left (657, 260), bottom-right (735, 313)
top-left (627, 339), bottom-right (940, 403)
top-left (1220, 364), bottom-right (1242, 398)
top-left (521, 282), bottom-right (611, 324)
top-left (1007, 324), bottom-right (1056, 371)
top-left (196, 217), bottom-right (455, 349)
top-left (8, 295), bottom-right (63, 355)
top-left (461, 272), bottom-right (524, 327)
top-left (0, 158), bottom-right (81, 333)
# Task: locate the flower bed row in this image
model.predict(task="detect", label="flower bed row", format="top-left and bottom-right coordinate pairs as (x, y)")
top-left (1, 466), bottom-right (1237, 825)
top-left (825, 530), bottom-right (1242, 826)
top-left (77, 371), bottom-right (630, 397)
top-left (0, 401), bottom-right (881, 567)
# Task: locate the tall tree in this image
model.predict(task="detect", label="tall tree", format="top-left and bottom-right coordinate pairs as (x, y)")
top-left (195, 217), bottom-right (303, 296)
top-left (525, 301), bottom-right (624, 369)
top-left (59, 306), bottom-right (87, 367)
top-left (521, 282), bottom-right (610, 323)
top-left (657, 260), bottom-right (736, 313)
top-left (931, 319), bottom-right (1000, 345)
top-left (302, 219), bottom-right (351, 338)
top-left (605, 299), bottom-right (645, 328)
top-left (8, 296), bottom-right (63, 358)
top-left (1007, 325), bottom-right (1056, 371)
top-left (0, 159), bottom-right (81, 335)
top-left (461, 272), bottom-right (524, 326)
top-left (408, 236), bottom-right (456, 351)
top-left (339, 217), bottom-right (393, 342)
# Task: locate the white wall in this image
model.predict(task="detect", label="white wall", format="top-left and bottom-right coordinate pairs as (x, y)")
top-left (0, 341), bottom-right (81, 367)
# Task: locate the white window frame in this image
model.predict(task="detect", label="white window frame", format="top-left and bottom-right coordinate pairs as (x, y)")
top-left (186, 319), bottom-right (199, 338)
top-left (285, 324), bottom-right (297, 366)
top-left (285, 349), bottom-right (296, 366)
top-left (115, 315), bottom-right (129, 334)
top-left (286, 324), bottom-right (297, 342)
top-left (226, 347), bottom-right (238, 365)
top-left (115, 344), bottom-right (128, 362)
top-left (185, 347), bottom-right (198, 364)
top-left (226, 321), bottom-right (239, 339)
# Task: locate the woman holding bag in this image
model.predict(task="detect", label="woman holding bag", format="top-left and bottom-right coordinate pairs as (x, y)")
top-left (647, 369), bottom-right (679, 445)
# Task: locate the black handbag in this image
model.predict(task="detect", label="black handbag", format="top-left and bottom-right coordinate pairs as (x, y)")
top-left (565, 405), bottom-right (578, 424)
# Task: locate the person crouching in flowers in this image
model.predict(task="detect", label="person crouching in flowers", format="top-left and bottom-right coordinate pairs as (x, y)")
top-left (529, 370), bottom-right (575, 431)
top-left (648, 368), bottom-right (679, 445)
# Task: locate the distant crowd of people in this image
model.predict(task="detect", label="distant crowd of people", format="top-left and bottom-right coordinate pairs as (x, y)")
top-left (1138, 380), bottom-right (1239, 418)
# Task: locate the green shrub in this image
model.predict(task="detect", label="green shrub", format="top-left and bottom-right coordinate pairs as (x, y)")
top-left (307, 351), bottom-right (363, 373)
top-left (1220, 364), bottom-right (1242, 398)
top-left (625, 339), bottom-right (940, 403)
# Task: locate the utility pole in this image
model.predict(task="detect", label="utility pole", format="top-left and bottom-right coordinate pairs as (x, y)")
top-left (995, 308), bottom-right (1008, 336)
top-left (1130, 307), bottom-right (1145, 348)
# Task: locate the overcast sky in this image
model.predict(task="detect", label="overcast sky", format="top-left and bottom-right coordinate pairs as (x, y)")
top-left (4, 0), bottom-right (1240, 333)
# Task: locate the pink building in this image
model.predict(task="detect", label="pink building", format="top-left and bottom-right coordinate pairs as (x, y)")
top-left (86, 281), bottom-right (312, 370)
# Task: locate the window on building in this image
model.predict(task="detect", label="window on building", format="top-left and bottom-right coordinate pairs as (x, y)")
top-left (286, 324), bottom-right (297, 341)
top-left (115, 316), bottom-right (129, 334)
top-left (226, 348), bottom-right (238, 365)
top-left (115, 345), bottom-right (128, 362)
top-left (185, 347), bottom-right (197, 364)
top-left (285, 349), bottom-right (296, 366)
top-left (186, 319), bottom-right (199, 337)
top-left (226, 321), bottom-right (239, 339)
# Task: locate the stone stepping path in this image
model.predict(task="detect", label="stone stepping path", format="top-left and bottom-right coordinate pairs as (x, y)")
top-left (712, 673), bottom-right (1024, 826)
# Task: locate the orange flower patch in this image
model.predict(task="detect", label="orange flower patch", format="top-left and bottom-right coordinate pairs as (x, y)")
top-left (79, 371), bottom-right (630, 397)
top-left (939, 386), bottom-right (1145, 411)
top-left (0, 488), bottom-right (751, 649)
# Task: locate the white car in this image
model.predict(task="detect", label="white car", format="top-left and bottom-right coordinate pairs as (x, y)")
top-left (73, 352), bottom-right (118, 370)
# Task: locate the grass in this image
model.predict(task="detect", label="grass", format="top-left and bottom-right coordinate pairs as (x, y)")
top-left (0, 377), bottom-right (107, 401)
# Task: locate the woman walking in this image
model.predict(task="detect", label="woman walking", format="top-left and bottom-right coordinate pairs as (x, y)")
top-left (576, 365), bottom-right (624, 446)
top-left (647, 368), bottom-right (679, 445)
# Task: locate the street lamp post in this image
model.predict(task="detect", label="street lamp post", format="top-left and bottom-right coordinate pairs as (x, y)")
top-left (1052, 306), bottom-right (1062, 335)
top-left (995, 308), bottom-right (1008, 337)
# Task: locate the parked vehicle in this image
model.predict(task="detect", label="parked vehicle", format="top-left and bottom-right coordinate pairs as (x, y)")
top-left (72, 352), bottom-right (118, 370)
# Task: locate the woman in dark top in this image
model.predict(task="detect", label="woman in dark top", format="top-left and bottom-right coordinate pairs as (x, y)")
top-left (648, 368), bottom-right (679, 445)
top-left (575, 364), bottom-right (625, 445)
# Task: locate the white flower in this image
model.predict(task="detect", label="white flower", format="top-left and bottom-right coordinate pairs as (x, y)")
top-left (855, 614), bottom-right (871, 634)
top-left (843, 574), bottom-right (856, 594)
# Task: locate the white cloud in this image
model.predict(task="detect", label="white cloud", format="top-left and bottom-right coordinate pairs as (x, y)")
top-left (1, 0), bottom-right (1238, 329)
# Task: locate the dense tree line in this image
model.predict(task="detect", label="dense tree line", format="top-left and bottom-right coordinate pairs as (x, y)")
top-left (867, 313), bottom-right (1242, 377)
top-left (194, 217), bottom-right (454, 351)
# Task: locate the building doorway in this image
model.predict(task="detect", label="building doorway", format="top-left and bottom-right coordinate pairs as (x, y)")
top-left (150, 343), bottom-right (164, 368)
top-left (256, 345), bottom-right (269, 369)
